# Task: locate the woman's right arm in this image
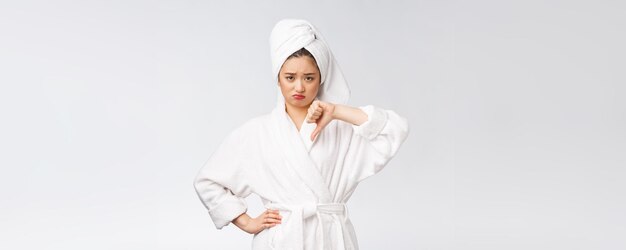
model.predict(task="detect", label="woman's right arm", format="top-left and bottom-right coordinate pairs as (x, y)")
top-left (193, 129), bottom-right (253, 230)
top-left (193, 126), bottom-right (281, 233)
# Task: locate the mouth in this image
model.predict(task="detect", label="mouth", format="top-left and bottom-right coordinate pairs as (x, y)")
top-left (292, 94), bottom-right (305, 100)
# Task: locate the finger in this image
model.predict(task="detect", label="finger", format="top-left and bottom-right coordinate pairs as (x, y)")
top-left (316, 101), bottom-right (325, 109)
top-left (264, 218), bottom-right (282, 224)
top-left (263, 221), bottom-right (278, 227)
top-left (265, 216), bottom-right (280, 223)
top-left (267, 210), bottom-right (282, 219)
top-left (266, 210), bottom-right (281, 218)
top-left (267, 213), bottom-right (282, 220)
top-left (311, 129), bottom-right (319, 141)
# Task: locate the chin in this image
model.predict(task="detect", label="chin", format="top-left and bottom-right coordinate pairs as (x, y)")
top-left (286, 99), bottom-right (313, 108)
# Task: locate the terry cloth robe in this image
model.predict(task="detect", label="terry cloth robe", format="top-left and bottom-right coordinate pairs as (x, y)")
top-left (193, 19), bottom-right (410, 250)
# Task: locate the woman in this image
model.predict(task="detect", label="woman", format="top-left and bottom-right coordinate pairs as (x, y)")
top-left (194, 19), bottom-right (410, 250)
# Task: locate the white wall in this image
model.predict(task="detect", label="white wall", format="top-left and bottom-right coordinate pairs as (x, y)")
top-left (0, 0), bottom-right (624, 249)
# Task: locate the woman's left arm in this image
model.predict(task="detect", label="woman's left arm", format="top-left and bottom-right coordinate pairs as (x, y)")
top-left (332, 104), bottom-right (369, 126)
top-left (307, 101), bottom-right (369, 140)
top-left (307, 100), bottom-right (410, 181)
top-left (308, 100), bottom-right (410, 155)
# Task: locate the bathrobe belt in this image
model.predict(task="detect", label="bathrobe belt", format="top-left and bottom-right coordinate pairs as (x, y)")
top-left (266, 202), bottom-right (351, 250)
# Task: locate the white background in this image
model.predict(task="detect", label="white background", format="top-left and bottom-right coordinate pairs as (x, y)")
top-left (1, 0), bottom-right (624, 249)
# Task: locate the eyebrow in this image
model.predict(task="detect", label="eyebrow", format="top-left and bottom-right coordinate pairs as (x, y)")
top-left (283, 72), bottom-right (317, 75)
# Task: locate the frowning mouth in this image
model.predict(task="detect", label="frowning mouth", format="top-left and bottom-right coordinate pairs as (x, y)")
top-left (292, 94), bottom-right (305, 100)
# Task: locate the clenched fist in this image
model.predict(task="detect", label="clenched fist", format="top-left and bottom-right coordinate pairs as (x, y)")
top-left (306, 100), bottom-right (336, 141)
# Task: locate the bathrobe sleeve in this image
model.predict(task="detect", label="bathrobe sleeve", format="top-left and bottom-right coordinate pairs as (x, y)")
top-left (193, 126), bottom-right (255, 229)
top-left (349, 105), bottom-right (410, 182)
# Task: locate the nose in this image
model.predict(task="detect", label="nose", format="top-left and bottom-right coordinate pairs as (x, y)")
top-left (294, 79), bottom-right (305, 93)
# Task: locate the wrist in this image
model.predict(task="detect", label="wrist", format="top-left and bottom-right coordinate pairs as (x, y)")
top-left (331, 104), bottom-right (368, 126)
top-left (233, 212), bottom-right (249, 229)
top-left (329, 103), bottom-right (341, 120)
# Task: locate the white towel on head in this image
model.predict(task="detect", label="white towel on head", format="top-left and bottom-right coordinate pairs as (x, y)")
top-left (269, 19), bottom-right (351, 107)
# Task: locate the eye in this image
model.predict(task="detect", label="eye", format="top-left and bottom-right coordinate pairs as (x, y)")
top-left (285, 76), bottom-right (293, 80)
top-left (306, 77), bottom-right (314, 81)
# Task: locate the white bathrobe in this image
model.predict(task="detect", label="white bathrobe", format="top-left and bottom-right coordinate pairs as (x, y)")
top-left (193, 19), bottom-right (410, 250)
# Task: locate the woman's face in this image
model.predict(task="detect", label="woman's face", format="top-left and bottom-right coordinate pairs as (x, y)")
top-left (278, 56), bottom-right (321, 109)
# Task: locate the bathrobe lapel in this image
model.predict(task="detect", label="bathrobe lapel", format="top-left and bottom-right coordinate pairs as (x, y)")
top-left (271, 105), bottom-right (332, 203)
